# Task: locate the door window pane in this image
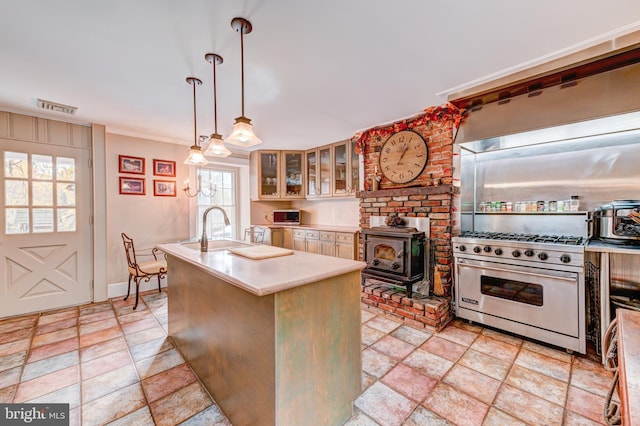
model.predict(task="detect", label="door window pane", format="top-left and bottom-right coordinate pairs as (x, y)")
top-left (6, 208), bottom-right (29, 234)
top-left (57, 208), bottom-right (76, 232)
top-left (5, 180), bottom-right (28, 205)
top-left (57, 183), bottom-right (76, 206)
top-left (56, 157), bottom-right (75, 181)
top-left (4, 152), bottom-right (28, 178)
top-left (32, 155), bottom-right (53, 179)
top-left (33, 182), bottom-right (53, 206)
top-left (33, 208), bottom-right (54, 233)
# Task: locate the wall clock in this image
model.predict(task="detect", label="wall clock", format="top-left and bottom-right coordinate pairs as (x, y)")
top-left (378, 130), bottom-right (428, 184)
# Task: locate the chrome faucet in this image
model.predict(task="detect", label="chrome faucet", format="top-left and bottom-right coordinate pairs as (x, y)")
top-left (200, 206), bottom-right (231, 252)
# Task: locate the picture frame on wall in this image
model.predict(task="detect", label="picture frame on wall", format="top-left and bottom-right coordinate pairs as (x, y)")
top-left (153, 159), bottom-right (176, 177)
top-left (119, 177), bottom-right (146, 195)
top-left (153, 180), bottom-right (176, 197)
top-left (119, 155), bottom-right (145, 174)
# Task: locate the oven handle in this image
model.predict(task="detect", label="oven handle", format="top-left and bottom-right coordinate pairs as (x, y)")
top-left (456, 258), bottom-right (577, 282)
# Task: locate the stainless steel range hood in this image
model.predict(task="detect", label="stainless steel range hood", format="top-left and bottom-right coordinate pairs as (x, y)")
top-left (454, 61), bottom-right (640, 153)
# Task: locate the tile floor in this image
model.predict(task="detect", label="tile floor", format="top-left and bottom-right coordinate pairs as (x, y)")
top-left (0, 290), bottom-right (613, 425)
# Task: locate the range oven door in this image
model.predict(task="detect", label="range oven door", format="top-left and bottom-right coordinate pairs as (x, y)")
top-left (456, 258), bottom-right (580, 338)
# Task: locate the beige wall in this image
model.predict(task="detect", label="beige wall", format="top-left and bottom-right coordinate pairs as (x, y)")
top-left (250, 198), bottom-right (359, 227)
top-left (104, 133), bottom-right (252, 290)
top-left (105, 133), bottom-right (190, 285)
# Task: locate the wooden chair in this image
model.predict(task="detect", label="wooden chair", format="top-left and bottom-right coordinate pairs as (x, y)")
top-left (121, 232), bottom-right (167, 310)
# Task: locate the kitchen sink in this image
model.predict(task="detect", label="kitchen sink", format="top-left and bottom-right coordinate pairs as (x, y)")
top-left (179, 239), bottom-right (252, 251)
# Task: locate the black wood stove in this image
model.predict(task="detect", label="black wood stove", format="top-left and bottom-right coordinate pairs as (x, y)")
top-left (361, 225), bottom-right (426, 298)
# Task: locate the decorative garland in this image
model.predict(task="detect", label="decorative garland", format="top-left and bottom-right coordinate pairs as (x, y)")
top-left (352, 103), bottom-right (466, 155)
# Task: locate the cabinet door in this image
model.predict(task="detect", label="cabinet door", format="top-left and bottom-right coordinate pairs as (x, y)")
top-left (336, 232), bottom-right (356, 259)
top-left (305, 230), bottom-right (320, 254)
top-left (318, 146), bottom-right (332, 197)
top-left (282, 151), bottom-right (304, 198)
top-left (269, 229), bottom-right (283, 247)
top-left (258, 151), bottom-right (280, 198)
top-left (292, 236), bottom-right (306, 251)
top-left (349, 140), bottom-right (360, 193)
top-left (292, 229), bottom-right (306, 251)
top-left (333, 143), bottom-right (348, 196)
top-left (281, 228), bottom-right (293, 249)
top-left (306, 239), bottom-right (320, 254)
top-left (306, 150), bottom-right (317, 198)
top-left (319, 231), bottom-right (336, 257)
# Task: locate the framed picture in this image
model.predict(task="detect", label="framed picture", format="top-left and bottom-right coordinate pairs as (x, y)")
top-left (153, 180), bottom-right (176, 197)
top-left (153, 159), bottom-right (176, 177)
top-left (119, 177), bottom-right (146, 195)
top-left (119, 155), bottom-right (145, 174)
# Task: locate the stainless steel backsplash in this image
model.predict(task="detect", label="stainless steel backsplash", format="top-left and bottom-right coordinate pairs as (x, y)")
top-left (459, 126), bottom-right (640, 234)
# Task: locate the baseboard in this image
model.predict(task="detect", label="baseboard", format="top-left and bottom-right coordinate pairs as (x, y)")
top-left (107, 277), bottom-right (168, 299)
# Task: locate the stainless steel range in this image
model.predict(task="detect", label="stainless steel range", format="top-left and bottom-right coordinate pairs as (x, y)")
top-left (453, 231), bottom-right (586, 353)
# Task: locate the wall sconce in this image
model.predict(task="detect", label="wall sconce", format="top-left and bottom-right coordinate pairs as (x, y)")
top-left (225, 17), bottom-right (262, 148)
top-left (183, 77), bottom-right (209, 166)
top-left (203, 53), bottom-right (232, 158)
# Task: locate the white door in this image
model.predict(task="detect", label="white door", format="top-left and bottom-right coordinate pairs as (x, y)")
top-left (0, 139), bottom-right (92, 317)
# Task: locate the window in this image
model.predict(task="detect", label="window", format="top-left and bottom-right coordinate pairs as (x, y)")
top-left (4, 151), bottom-right (76, 234)
top-left (196, 167), bottom-right (237, 240)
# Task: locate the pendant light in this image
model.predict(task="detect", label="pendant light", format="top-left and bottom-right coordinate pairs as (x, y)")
top-left (203, 53), bottom-right (232, 158)
top-left (225, 17), bottom-right (262, 148)
top-left (183, 77), bottom-right (209, 166)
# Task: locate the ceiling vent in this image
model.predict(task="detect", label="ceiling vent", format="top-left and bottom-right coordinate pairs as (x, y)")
top-left (37, 98), bottom-right (78, 115)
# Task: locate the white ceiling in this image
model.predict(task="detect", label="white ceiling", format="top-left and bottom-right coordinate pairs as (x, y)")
top-left (1, 0), bottom-right (639, 153)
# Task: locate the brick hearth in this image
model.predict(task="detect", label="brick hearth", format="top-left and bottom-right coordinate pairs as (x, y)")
top-left (361, 279), bottom-right (451, 331)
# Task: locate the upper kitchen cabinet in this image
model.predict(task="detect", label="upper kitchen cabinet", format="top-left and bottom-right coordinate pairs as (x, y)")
top-left (250, 150), bottom-right (305, 200)
top-left (306, 140), bottom-right (360, 199)
top-left (333, 140), bottom-right (360, 196)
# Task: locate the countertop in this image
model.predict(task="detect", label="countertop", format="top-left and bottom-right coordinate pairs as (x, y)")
top-left (157, 241), bottom-right (365, 296)
top-left (253, 224), bottom-right (361, 233)
top-left (586, 240), bottom-right (640, 254)
top-left (617, 308), bottom-right (640, 426)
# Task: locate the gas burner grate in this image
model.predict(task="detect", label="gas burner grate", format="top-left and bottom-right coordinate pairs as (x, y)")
top-left (458, 231), bottom-right (585, 245)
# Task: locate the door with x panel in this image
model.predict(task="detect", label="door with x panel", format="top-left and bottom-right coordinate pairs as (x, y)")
top-left (1, 138), bottom-right (92, 317)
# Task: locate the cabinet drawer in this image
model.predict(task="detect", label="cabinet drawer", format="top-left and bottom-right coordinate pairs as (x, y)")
top-left (292, 229), bottom-right (306, 239)
top-left (305, 230), bottom-right (320, 240)
top-left (319, 231), bottom-right (336, 241)
top-left (336, 232), bottom-right (354, 243)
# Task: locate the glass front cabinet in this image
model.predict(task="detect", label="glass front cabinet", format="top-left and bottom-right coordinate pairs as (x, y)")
top-left (250, 150), bottom-right (305, 200)
top-left (306, 140), bottom-right (360, 198)
top-left (333, 140), bottom-right (360, 196)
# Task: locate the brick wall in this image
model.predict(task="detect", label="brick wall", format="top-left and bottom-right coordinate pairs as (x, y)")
top-left (356, 119), bottom-right (457, 297)
top-left (355, 117), bottom-right (457, 329)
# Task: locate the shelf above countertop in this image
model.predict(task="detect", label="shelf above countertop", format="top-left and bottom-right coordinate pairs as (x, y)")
top-left (586, 240), bottom-right (640, 254)
top-left (469, 211), bottom-right (588, 215)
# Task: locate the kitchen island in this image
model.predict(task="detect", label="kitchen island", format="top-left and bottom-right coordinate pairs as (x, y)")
top-left (157, 241), bottom-right (365, 426)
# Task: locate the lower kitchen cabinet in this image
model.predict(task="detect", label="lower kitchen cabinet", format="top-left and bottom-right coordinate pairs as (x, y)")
top-left (335, 232), bottom-right (356, 260)
top-left (293, 229), bottom-right (319, 254)
top-left (271, 226), bottom-right (358, 259)
top-left (320, 231), bottom-right (336, 256)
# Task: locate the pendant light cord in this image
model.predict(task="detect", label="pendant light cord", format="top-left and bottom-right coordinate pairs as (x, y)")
top-left (240, 25), bottom-right (245, 117)
top-left (213, 58), bottom-right (218, 134)
top-left (192, 80), bottom-right (198, 146)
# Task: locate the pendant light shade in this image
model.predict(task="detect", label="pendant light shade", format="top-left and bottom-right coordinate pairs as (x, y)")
top-left (225, 17), bottom-right (262, 148)
top-left (203, 53), bottom-right (231, 158)
top-left (184, 77), bottom-right (209, 166)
